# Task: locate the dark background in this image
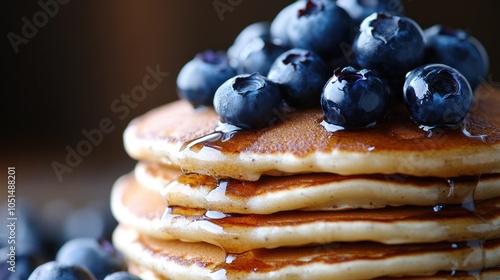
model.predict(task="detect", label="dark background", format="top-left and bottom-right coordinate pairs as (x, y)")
top-left (1, 0), bottom-right (500, 253)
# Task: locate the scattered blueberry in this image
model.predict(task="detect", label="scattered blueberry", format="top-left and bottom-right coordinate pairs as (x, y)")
top-left (286, 0), bottom-right (354, 61)
top-left (213, 73), bottom-right (282, 129)
top-left (0, 201), bottom-right (44, 258)
top-left (270, 1), bottom-right (304, 46)
top-left (336, 0), bottom-right (404, 25)
top-left (321, 66), bottom-right (390, 130)
top-left (1, 255), bottom-right (37, 280)
top-left (55, 238), bottom-right (127, 280)
top-left (268, 48), bottom-right (329, 108)
top-left (27, 261), bottom-right (95, 280)
top-left (423, 24), bottom-right (489, 90)
top-left (353, 12), bottom-right (425, 79)
top-left (235, 37), bottom-right (288, 76)
top-left (403, 64), bottom-right (473, 129)
top-left (227, 21), bottom-right (271, 68)
top-left (177, 50), bottom-right (236, 108)
top-left (103, 271), bottom-right (142, 280)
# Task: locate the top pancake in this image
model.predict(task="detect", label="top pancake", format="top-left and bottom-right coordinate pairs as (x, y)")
top-left (124, 87), bottom-right (500, 181)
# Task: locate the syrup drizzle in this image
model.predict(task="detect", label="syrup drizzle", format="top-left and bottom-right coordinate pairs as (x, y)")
top-left (320, 119), bottom-right (377, 133)
top-left (161, 206), bottom-right (230, 234)
top-left (171, 106), bottom-right (496, 278)
top-left (440, 175), bottom-right (489, 279)
top-left (179, 121), bottom-right (241, 152)
top-left (159, 176), bottom-right (496, 278)
top-left (160, 175), bottom-right (494, 278)
top-left (422, 121), bottom-right (489, 144)
top-left (160, 206), bottom-right (180, 225)
top-left (462, 125), bottom-right (488, 143)
top-left (206, 179), bottom-right (231, 204)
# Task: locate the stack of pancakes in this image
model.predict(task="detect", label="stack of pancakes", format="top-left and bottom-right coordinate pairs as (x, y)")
top-left (111, 87), bottom-right (500, 279)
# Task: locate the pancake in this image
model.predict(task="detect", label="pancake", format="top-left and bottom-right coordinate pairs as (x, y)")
top-left (124, 89), bottom-right (500, 181)
top-left (114, 225), bottom-right (500, 280)
top-left (127, 261), bottom-right (500, 280)
top-left (112, 174), bottom-right (500, 253)
top-left (135, 161), bottom-right (500, 213)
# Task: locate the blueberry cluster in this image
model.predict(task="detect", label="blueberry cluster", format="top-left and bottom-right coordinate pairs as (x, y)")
top-left (27, 238), bottom-right (139, 280)
top-left (176, 0), bottom-right (488, 131)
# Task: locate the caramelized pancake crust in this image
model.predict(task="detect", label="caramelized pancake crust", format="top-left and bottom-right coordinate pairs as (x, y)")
top-left (114, 226), bottom-right (500, 280)
top-left (112, 174), bottom-right (500, 253)
top-left (127, 261), bottom-right (500, 280)
top-left (135, 161), bottom-right (500, 214)
top-left (124, 89), bottom-right (500, 180)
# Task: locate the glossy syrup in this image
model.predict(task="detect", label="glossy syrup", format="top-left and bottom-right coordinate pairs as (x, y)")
top-left (421, 121), bottom-right (490, 145)
top-left (169, 98), bottom-right (498, 277)
top-left (179, 121), bottom-right (241, 153)
top-left (157, 175), bottom-right (498, 278)
top-left (430, 176), bottom-right (491, 279)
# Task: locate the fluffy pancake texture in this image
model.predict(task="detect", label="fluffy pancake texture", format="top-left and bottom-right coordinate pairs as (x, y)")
top-left (127, 261), bottom-right (500, 280)
top-left (113, 87), bottom-right (500, 279)
top-left (124, 92), bottom-right (500, 181)
top-left (112, 173), bottom-right (500, 253)
top-left (114, 225), bottom-right (500, 280)
top-left (135, 161), bottom-right (500, 213)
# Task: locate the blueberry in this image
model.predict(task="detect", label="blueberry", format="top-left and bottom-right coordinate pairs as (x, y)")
top-left (0, 201), bottom-right (44, 258)
top-left (268, 48), bottom-right (329, 108)
top-left (103, 272), bottom-right (142, 280)
top-left (227, 21), bottom-right (271, 68)
top-left (177, 50), bottom-right (236, 108)
top-left (235, 37), bottom-right (288, 76)
top-left (270, 1), bottom-right (304, 46)
top-left (353, 12), bottom-right (425, 79)
top-left (403, 64), bottom-right (473, 129)
top-left (213, 73), bottom-right (282, 129)
top-left (286, 0), bottom-right (354, 61)
top-left (423, 24), bottom-right (489, 90)
top-left (321, 66), bottom-right (390, 130)
top-left (27, 261), bottom-right (95, 280)
top-left (0, 255), bottom-right (37, 280)
top-left (56, 238), bottom-right (127, 280)
top-left (336, 0), bottom-right (404, 25)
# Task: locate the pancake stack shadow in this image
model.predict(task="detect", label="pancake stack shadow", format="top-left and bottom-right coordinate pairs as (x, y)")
top-left (111, 94), bottom-right (500, 279)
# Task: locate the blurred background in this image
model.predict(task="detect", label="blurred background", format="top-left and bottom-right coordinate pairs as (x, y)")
top-left (1, 0), bottom-right (500, 271)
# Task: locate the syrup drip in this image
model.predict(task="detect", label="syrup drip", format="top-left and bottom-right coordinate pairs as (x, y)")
top-left (160, 207), bottom-right (181, 225)
top-left (160, 174), bottom-right (496, 277)
top-left (161, 206), bottom-right (231, 237)
top-left (443, 176), bottom-right (490, 223)
top-left (423, 121), bottom-right (490, 145)
top-left (320, 119), bottom-right (377, 133)
top-left (205, 240), bottom-right (497, 278)
top-left (209, 268), bottom-right (227, 280)
top-left (320, 120), bottom-right (345, 133)
top-left (462, 126), bottom-right (488, 143)
top-left (449, 240), bottom-right (485, 280)
top-left (433, 204), bottom-right (445, 212)
top-left (438, 175), bottom-right (491, 278)
top-left (206, 179), bottom-right (230, 204)
top-left (171, 103), bottom-right (496, 277)
top-left (179, 122), bottom-right (241, 153)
